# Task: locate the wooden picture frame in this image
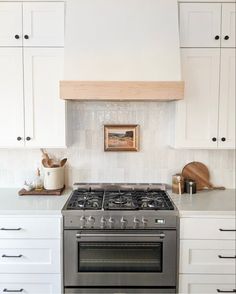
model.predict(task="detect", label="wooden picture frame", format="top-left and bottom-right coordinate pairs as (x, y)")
top-left (104, 124), bottom-right (139, 152)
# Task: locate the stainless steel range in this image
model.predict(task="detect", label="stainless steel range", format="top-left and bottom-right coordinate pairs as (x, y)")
top-left (63, 183), bottom-right (179, 294)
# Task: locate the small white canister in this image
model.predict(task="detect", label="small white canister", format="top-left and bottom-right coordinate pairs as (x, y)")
top-left (43, 166), bottom-right (65, 190)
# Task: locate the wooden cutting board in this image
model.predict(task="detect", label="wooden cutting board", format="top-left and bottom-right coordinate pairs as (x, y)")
top-left (18, 185), bottom-right (65, 196)
top-left (182, 162), bottom-right (225, 191)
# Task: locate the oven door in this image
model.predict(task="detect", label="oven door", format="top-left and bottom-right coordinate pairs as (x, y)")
top-left (64, 230), bottom-right (177, 287)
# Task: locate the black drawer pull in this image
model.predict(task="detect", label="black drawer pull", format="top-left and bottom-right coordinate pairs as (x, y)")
top-left (219, 229), bottom-right (236, 232)
top-left (3, 289), bottom-right (24, 293)
top-left (0, 228), bottom-right (22, 231)
top-left (2, 254), bottom-right (23, 258)
top-left (217, 289), bottom-right (236, 293)
top-left (218, 255), bottom-right (236, 259)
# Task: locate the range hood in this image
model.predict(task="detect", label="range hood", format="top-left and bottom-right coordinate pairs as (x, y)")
top-left (61, 0), bottom-right (184, 101)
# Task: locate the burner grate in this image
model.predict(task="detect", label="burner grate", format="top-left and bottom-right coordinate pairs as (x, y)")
top-left (66, 187), bottom-right (175, 211)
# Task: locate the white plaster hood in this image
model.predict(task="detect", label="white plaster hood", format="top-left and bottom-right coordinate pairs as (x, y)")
top-left (61, 0), bottom-right (184, 101)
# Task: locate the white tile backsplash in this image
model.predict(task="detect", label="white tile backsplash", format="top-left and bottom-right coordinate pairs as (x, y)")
top-left (0, 101), bottom-right (235, 188)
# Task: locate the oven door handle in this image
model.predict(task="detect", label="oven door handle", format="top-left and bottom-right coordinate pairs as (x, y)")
top-left (76, 233), bottom-right (166, 239)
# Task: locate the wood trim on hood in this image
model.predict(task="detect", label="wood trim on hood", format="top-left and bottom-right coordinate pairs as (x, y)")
top-left (60, 81), bottom-right (184, 101)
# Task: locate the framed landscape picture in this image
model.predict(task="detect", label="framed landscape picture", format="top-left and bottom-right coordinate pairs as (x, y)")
top-left (104, 125), bottom-right (139, 152)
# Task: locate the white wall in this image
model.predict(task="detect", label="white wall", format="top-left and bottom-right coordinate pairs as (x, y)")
top-left (0, 101), bottom-right (234, 188)
top-left (64, 0), bottom-right (181, 81)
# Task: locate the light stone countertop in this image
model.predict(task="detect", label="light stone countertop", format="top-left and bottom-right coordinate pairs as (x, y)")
top-left (170, 189), bottom-right (236, 217)
top-left (0, 188), bottom-right (235, 217)
top-left (0, 188), bottom-right (72, 215)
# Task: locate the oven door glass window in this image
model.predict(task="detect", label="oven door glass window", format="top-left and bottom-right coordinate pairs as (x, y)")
top-left (78, 242), bottom-right (162, 272)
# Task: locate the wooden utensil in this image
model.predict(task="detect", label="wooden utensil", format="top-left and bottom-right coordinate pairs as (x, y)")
top-left (182, 161), bottom-right (225, 191)
top-left (42, 158), bottom-right (50, 168)
top-left (40, 149), bottom-right (54, 167)
top-left (60, 158), bottom-right (67, 167)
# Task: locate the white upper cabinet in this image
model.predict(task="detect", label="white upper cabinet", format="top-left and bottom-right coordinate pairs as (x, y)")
top-left (218, 49), bottom-right (235, 149)
top-left (175, 49), bottom-right (220, 148)
top-left (0, 48), bottom-right (24, 147)
top-left (221, 3), bottom-right (236, 48)
top-left (0, 2), bottom-right (66, 148)
top-left (22, 2), bottom-right (64, 47)
top-left (24, 48), bottom-right (65, 148)
top-left (176, 2), bottom-right (235, 149)
top-left (180, 3), bottom-right (236, 48)
top-left (0, 3), bottom-right (22, 46)
top-left (0, 2), bottom-right (64, 47)
top-left (179, 3), bottom-right (221, 47)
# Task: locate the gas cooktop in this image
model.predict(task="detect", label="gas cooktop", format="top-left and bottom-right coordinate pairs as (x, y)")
top-left (65, 183), bottom-right (174, 211)
top-left (63, 184), bottom-right (177, 230)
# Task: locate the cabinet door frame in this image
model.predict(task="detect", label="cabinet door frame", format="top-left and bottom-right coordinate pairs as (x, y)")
top-left (22, 2), bottom-right (64, 47)
top-left (179, 274), bottom-right (236, 294)
top-left (179, 3), bottom-right (222, 48)
top-left (23, 47), bottom-right (66, 148)
top-left (0, 2), bottom-right (22, 47)
top-left (180, 239), bottom-right (236, 274)
top-left (221, 3), bottom-right (236, 48)
top-left (218, 48), bottom-right (235, 149)
top-left (0, 48), bottom-right (25, 148)
top-left (175, 48), bottom-right (220, 148)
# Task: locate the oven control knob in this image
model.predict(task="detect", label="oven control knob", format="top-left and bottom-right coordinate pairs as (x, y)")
top-left (142, 217), bottom-right (148, 228)
top-left (120, 217), bottom-right (128, 229)
top-left (133, 217), bottom-right (140, 228)
top-left (88, 216), bottom-right (95, 227)
top-left (80, 216), bottom-right (86, 228)
top-left (108, 217), bottom-right (115, 229)
top-left (100, 217), bottom-right (107, 229)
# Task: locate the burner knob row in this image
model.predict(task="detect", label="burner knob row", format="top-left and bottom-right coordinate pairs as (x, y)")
top-left (80, 216), bottom-right (149, 229)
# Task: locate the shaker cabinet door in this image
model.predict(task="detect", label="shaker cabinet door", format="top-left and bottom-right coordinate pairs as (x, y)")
top-left (179, 3), bottom-right (221, 48)
top-left (221, 3), bottom-right (236, 48)
top-left (22, 2), bottom-right (64, 47)
top-left (218, 49), bottom-right (235, 149)
top-left (23, 48), bottom-right (66, 148)
top-left (175, 49), bottom-right (220, 148)
top-left (0, 48), bottom-right (24, 147)
top-left (0, 3), bottom-right (22, 46)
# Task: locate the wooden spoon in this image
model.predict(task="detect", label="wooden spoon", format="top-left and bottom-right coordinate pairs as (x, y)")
top-left (42, 158), bottom-right (50, 168)
top-left (60, 158), bottom-right (67, 167)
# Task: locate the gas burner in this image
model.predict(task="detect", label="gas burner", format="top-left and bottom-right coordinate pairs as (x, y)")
top-left (67, 190), bottom-right (103, 210)
top-left (103, 190), bottom-right (139, 210)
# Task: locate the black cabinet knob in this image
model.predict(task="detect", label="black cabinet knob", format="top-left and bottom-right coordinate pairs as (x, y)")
top-left (224, 35), bottom-right (229, 40)
top-left (17, 137), bottom-right (22, 141)
top-left (215, 35), bottom-right (220, 40)
top-left (26, 137), bottom-right (31, 141)
top-left (221, 137), bottom-right (226, 142)
top-left (14, 35), bottom-right (20, 39)
top-left (212, 137), bottom-right (217, 142)
top-left (24, 35), bottom-right (29, 39)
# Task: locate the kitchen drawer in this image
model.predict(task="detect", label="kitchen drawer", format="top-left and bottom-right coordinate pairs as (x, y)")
top-left (0, 216), bottom-right (61, 239)
top-left (0, 273), bottom-right (61, 294)
top-left (180, 217), bottom-right (236, 240)
top-left (179, 274), bottom-right (236, 294)
top-left (180, 240), bottom-right (236, 274)
top-left (0, 239), bottom-right (60, 273)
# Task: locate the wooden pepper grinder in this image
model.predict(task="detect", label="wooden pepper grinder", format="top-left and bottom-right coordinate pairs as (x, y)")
top-left (172, 173), bottom-right (184, 195)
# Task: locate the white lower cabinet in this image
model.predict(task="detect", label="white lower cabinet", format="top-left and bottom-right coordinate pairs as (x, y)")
top-left (0, 216), bottom-right (62, 294)
top-left (0, 274), bottom-right (61, 294)
top-left (180, 240), bottom-right (236, 274)
top-left (179, 274), bottom-right (236, 294)
top-left (179, 216), bottom-right (236, 294)
top-left (0, 239), bottom-right (60, 274)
